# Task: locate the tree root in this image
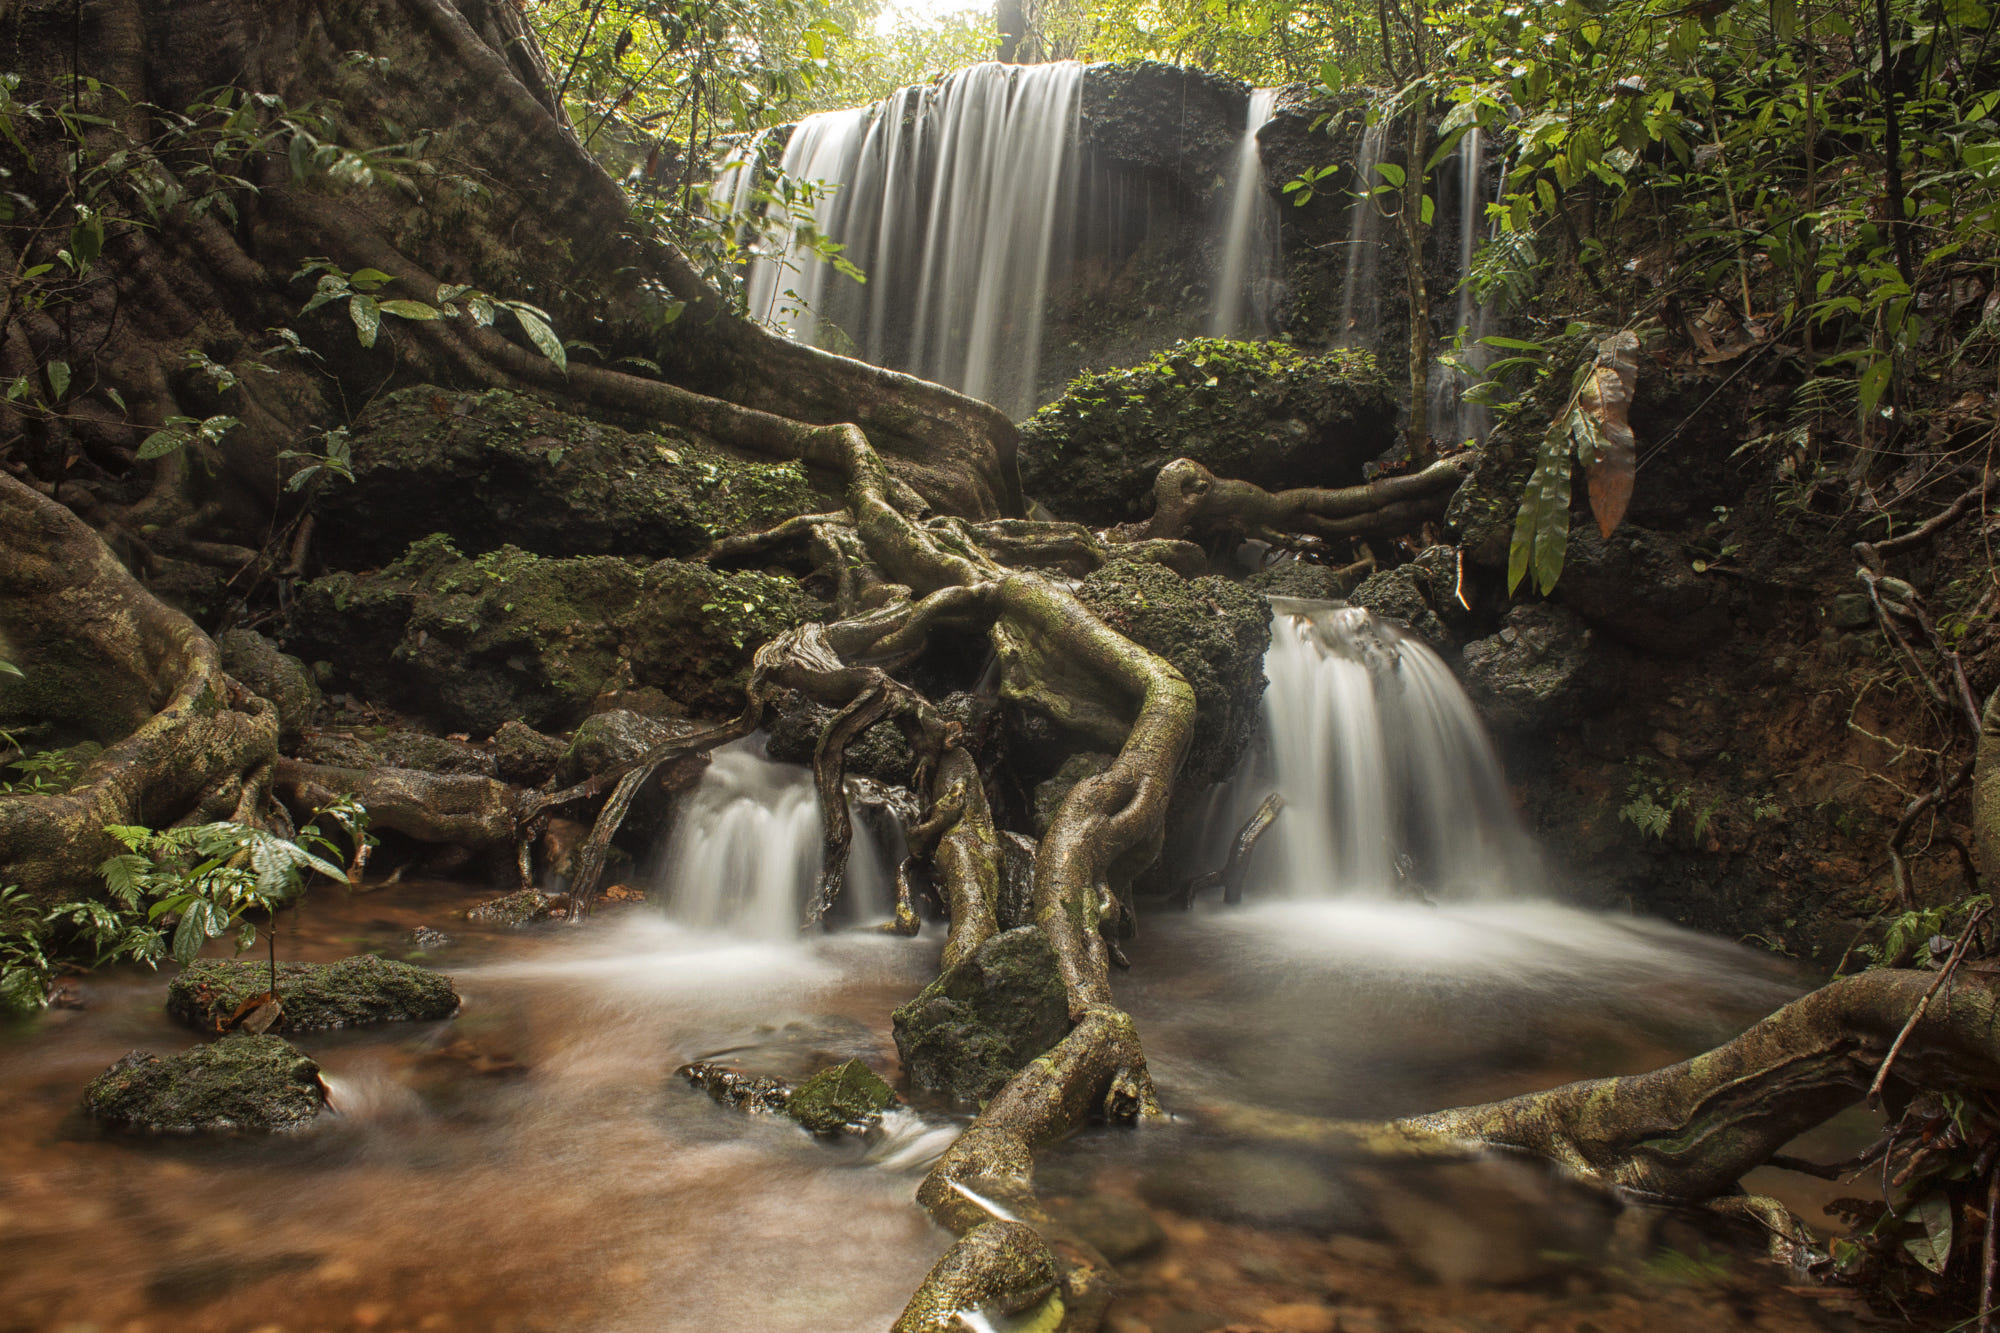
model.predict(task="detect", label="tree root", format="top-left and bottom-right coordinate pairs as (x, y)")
top-left (1123, 453), bottom-right (1475, 546)
top-left (273, 759), bottom-right (520, 850)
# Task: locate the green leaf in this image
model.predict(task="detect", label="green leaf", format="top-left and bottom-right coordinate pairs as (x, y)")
top-left (0, 658), bottom-right (21, 678)
top-left (1480, 335), bottom-right (1546, 351)
top-left (508, 303), bottom-right (567, 372)
top-left (349, 293), bottom-right (381, 348)
top-left (348, 267), bottom-right (394, 291)
top-left (1508, 420), bottom-right (1576, 596)
top-left (1420, 194), bottom-right (1436, 226)
top-left (1772, 0), bottom-right (1798, 39)
top-left (136, 427), bottom-right (190, 461)
top-left (105, 387), bottom-right (126, 411)
top-left (1374, 161), bottom-right (1406, 188)
top-left (1904, 1193), bottom-right (1952, 1274)
top-left (376, 299), bottom-right (441, 320)
top-left (45, 359), bottom-right (70, 400)
top-left (1858, 356), bottom-right (1892, 421)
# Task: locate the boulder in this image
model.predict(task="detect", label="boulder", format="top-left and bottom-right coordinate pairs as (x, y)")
top-left (217, 630), bottom-right (318, 747)
top-left (1080, 61), bottom-right (1246, 192)
top-left (892, 927), bottom-right (1070, 1104)
top-left (167, 955), bottom-right (459, 1033)
top-left (1458, 603), bottom-right (1610, 735)
top-left (1557, 525), bottom-right (1731, 658)
top-left (1243, 560), bottom-right (1361, 602)
top-left (1031, 751), bottom-right (1114, 838)
top-left (782, 1057), bottom-right (898, 1134)
top-left (1017, 339), bottom-right (1397, 528)
top-left (82, 1034), bottom-right (325, 1133)
top-left (1348, 562), bottom-right (1453, 653)
top-left (314, 385), bottom-right (836, 567)
top-left (293, 535), bottom-right (825, 733)
top-left (557, 709), bottom-right (706, 786)
top-left (465, 888), bottom-right (567, 926)
top-left (765, 691), bottom-right (916, 787)
top-left (490, 719), bottom-right (566, 786)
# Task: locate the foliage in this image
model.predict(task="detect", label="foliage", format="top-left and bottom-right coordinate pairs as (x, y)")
top-left (1, 880), bottom-right (164, 1018)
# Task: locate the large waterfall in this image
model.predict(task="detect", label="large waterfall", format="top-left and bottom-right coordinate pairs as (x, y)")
top-left (1209, 87), bottom-right (1280, 339)
top-left (1204, 599), bottom-right (1534, 901)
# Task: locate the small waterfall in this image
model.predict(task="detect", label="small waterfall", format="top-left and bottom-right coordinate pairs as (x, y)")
top-left (1336, 116), bottom-right (1391, 349)
top-left (1208, 600), bottom-right (1532, 901)
top-left (1426, 127), bottom-right (1495, 448)
top-left (652, 741), bottom-right (896, 939)
top-left (732, 62), bottom-right (1087, 418)
top-left (1208, 87), bottom-right (1280, 339)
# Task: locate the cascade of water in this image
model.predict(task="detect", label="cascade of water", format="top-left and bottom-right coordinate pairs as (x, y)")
top-left (733, 62), bottom-right (1086, 418)
top-left (652, 740), bottom-right (896, 939)
top-left (1425, 127), bottom-right (1494, 448)
top-left (1209, 88), bottom-right (1281, 339)
top-left (1207, 599), bottom-right (1533, 900)
top-left (1336, 116), bottom-right (1391, 350)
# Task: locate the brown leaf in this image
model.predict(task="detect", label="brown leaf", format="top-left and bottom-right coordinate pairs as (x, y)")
top-left (227, 991), bottom-right (283, 1034)
top-left (1582, 331), bottom-right (1641, 540)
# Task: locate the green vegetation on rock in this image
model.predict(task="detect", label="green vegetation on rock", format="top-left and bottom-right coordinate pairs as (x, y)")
top-left (82, 1033), bottom-right (326, 1133)
top-left (167, 955), bottom-right (459, 1033)
top-left (892, 927), bottom-right (1070, 1105)
top-left (783, 1057), bottom-right (898, 1134)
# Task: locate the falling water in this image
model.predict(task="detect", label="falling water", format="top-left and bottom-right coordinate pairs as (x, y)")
top-left (1426, 126), bottom-right (1495, 447)
top-left (1209, 599), bottom-right (1532, 900)
top-left (1209, 88), bottom-right (1280, 338)
top-left (1336, 116), bottom-right (1391, 350)
top-left (734, 62), bottom-right (1086, 417)
top-left (652, 740), bottom-right (897, 938)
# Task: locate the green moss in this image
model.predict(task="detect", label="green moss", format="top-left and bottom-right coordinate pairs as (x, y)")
top-left (167, 956), bottom-right (459, 1033)
top-left (82, 1034), bottom-right (325, 1133)
top-left (892, 927), bottom-right (1070, 1105)
top-left (783, 1057), bottom-right (897, 1134)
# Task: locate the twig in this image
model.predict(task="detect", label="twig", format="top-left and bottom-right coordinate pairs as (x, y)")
top-left (1869, 904), bottom-right (1992, 1107)
top-left (1182, 793), bottom-right (1284, 907)
top-left (1983, 1165), bottom-right (1998, 1333)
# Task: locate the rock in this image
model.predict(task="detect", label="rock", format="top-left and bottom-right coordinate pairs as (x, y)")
top-left (1047, 1194), bottom-right (1167, 1264)
top-left (376, 731), bottom-right (497, 777)
top-left (82, 1034), bottom-right (326, 1133)
top-left (1829, 592), bottom-right (1874, 631)
top-left (1557, 525), bottom-right (1731, 657)
top-left (1080, 61), bottom-right (1245, 192)
top-left (167, 956), bottom-right (459, 1033)
top-left (293, 535), bottom-right (825, 733)
top-left (491, 719), bottom-right (566, 785)
top-left (1252, 1304), bottom-right (1338, 1333)
top-left (293, 730), bottom-right (383, 769)
top-left (1074, 559), bottom-right (1270, 785)
top-left (217, 629), bottom-right (318, 747)
top-left (679, 1061), bottom-right (795, 1116)
top-left (893, 926), bottom-right (1070, 1103)
top-left (1348, 564), bottom-right (1452, 652)
top-left (405, 926), bottom-right (452, 951)
top-left (765, 691), bottom-right (916, 786)
top-left (1458, 604), bottom-right (1610, 735)
top-left (1018, 339), bottom-right (1397, 528)
top-left (999, 831), bottom-right (1038, 931)
top-left (1242, 561), bottom-right (1360, 602)
top-left (556, 709), bottom-right (704, 785)
top-left (465, 888), bottom-right (567, 926)
top-left (783, 1057), bottom-right (898, 1134)
top-left (314, 385), bottom-right (836, 568)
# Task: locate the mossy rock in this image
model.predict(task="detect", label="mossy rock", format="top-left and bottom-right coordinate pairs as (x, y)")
top-left (1031, 752), bottom-right (1114, 838)
top-left (1018, 338), bottom-right (1396, 527)
top-left (465, 888), bottom-right (566, 926)
top-left (765, 691), bottom-right (916, 786)
top-left (315, 385), bottom-right (836, 567)
top-left (218, 630), bottom-right (318, 748)
top-left (166, 956), bottom-right (459, 1033)
top-left (82, 1034), bottom-right (325, 1133)
top-left (292, 536), bottom-right (824, 733)
top-left (892, 927), bottom-right (1070, 1105)
top-left (1074, 559), bottom-right (1270, 785)
top-left (783, 1057), bottom-right (898, 1135)
top-left (490, 719), bottom-right (566, 786)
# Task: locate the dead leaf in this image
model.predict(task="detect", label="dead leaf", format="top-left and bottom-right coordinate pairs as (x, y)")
top-left (227, 991), bottom-right (283, 1034)
top-left (1582, 331), bottom-right (1641, 540)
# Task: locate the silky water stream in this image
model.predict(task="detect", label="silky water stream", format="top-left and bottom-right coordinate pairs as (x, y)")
top-left (0, 614), bottom-right (1866, 1331)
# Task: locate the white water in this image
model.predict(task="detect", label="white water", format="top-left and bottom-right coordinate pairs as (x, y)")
top-left (1426, 126), bottom-right (1495, 448)
top-left (1336, 116), bottom-right (1391, 350)
top-left (734, 62), bottom-right (1085, 417)
top-left (1209, 88), bottom-right (1280, 339)
top-left (1205, 600), bottom-right (1535, 901)
top-left (651, 740), bottom-right (898, 939)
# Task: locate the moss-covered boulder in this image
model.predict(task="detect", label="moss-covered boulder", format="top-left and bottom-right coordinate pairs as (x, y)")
top-left (83, 1034), bottom-right (325, 1133)
top-left (292, 536), bottom-right (824, 733)
top-left (465, 888), bottom-right (567, 926)
top-left (1074, 559), bottom-right (1270, 785)
top-left (168, 956), bottom-right (458, 1033)
top-left (315, 386), bottom-right (836, 567)
top-left (783, 1057), bottom-right (898, 1134)
top-left (892, 927), bottom-right (1070, 1105)
top-left (491, 719), bottom-right (566, 786)
top-left (1017, 339), bottom-right (1397, 527)
top-left (218, 630), bottom-right (318, 748)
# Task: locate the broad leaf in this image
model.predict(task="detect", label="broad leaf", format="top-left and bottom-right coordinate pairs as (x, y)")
top-left (1580, 331), bottom-right (1641, 539)
top-left (349, 293), bottom-right (381, 348)
top-left (1904, 1192), bottom-right (1953, 1274)
top-left (509, 303), bottom-right (567, 372)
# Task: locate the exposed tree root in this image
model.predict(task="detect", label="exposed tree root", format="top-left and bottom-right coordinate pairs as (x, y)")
top-left (1182, 792), bottom-right (1283, 906)
top-left (1123, 453), bottom-right (1474, 546)
top-left (273, 759), bottom-right (519, 850)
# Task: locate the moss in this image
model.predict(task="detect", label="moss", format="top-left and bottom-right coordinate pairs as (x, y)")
top-left (892, 927), bottom-right (1070, 1105)
top-left (1074, 559), bottom-right (1270, 785)
top-left (315, 385), bottom-right (837, 567)
top-left (167, 955), bottom-right (459, 1033)
top-left (293, 537), bottom-right (825, 732)
top-left (783, 1057), bottom-right (897, 1134)
top-left (1017, 338), bottom-right (1397, 526)
top-left (82, 1034), bottom-right (325, 1133)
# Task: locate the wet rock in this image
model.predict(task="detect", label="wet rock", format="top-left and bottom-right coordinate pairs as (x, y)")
top-left (998, 831), bottom-right (1038, 931)
top-left (892, 1220), bottom-right (1059, 1333)
top-left (1242, 561), bottom-right (1361, 602)
top-left (679, 1061), bottom-right (794, 1116)
top-left (1348, 564), bottom-right (1452, 652)
top-left (1557, 525), bottom-right (1732, 657)
top-left (1047, 1193), bottom-right (1167, 1264)
top-left (1139, 1144), bottom-right (1369, 1231)
top-left (1018, 340), bottom-right (1397, 528)
top-left (490, 719), bottom-right (566, 786)
top-left (293, 536), bottom-right (824, 732)
top-left (167, 956), bottom-right (459, 1033)
top-left (1075, 560), bottom-right (1270, 785)
top-left (765, 691), bottom-right (916, 786)
top-left (893, 926), bottom-right (1070, 1104)
top-left (1458, 604), bottom-right (1610, 735)
top-left (82, 1034), bottom-right (325, 1133)
top-left (315, 385), bottom-right (835, 568)
top-left (465, 888), bottom-right (567, 926)
top-left (1080, 61), bottom-right (1245, 191)
top-left (405, 926), bottom-right (452, 952)
top-left (783, 1057), bottom-right (898, 1134)
top-left (556, 709), bottom-right (704, 785)
top-left (218, 629), bottom-right (318, 747)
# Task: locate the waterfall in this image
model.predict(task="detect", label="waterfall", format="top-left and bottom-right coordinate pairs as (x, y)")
top-left (1206, 599), bottom-right (1533, 901)
top-left (1208, 88), bottom-right (1280, 338)
top-left (1336, 116), bottom-right (1391, 350)
top-left (652, 740), bottom-right (897, 939)
top-left (732, 62), bottom-right (1086, 418)
top-left (1426, 127), bottom-right (1495, 448)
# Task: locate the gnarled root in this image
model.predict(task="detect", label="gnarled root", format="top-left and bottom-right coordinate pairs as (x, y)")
top-left (273, 759), bottom-right (520, 850)
top-left (1126, 453), bottom-right (1474, 546)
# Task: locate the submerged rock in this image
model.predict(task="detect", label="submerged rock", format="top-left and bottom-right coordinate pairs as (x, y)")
top-left (1017, 339), bottom-right (1396, 527)
top-left (83, 1034), bottom-right (325, 1133)
top-left (167, 956), bottom-right (459, 1033)
top-left (314, 386), bottom-right (835, 568)
top-left (293, 535), bottom-right (824, 732)
top-left (893, 927), bottom-right (1070, 1104)
top-left (1046, 1193), bottom-right (1167, 1264)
